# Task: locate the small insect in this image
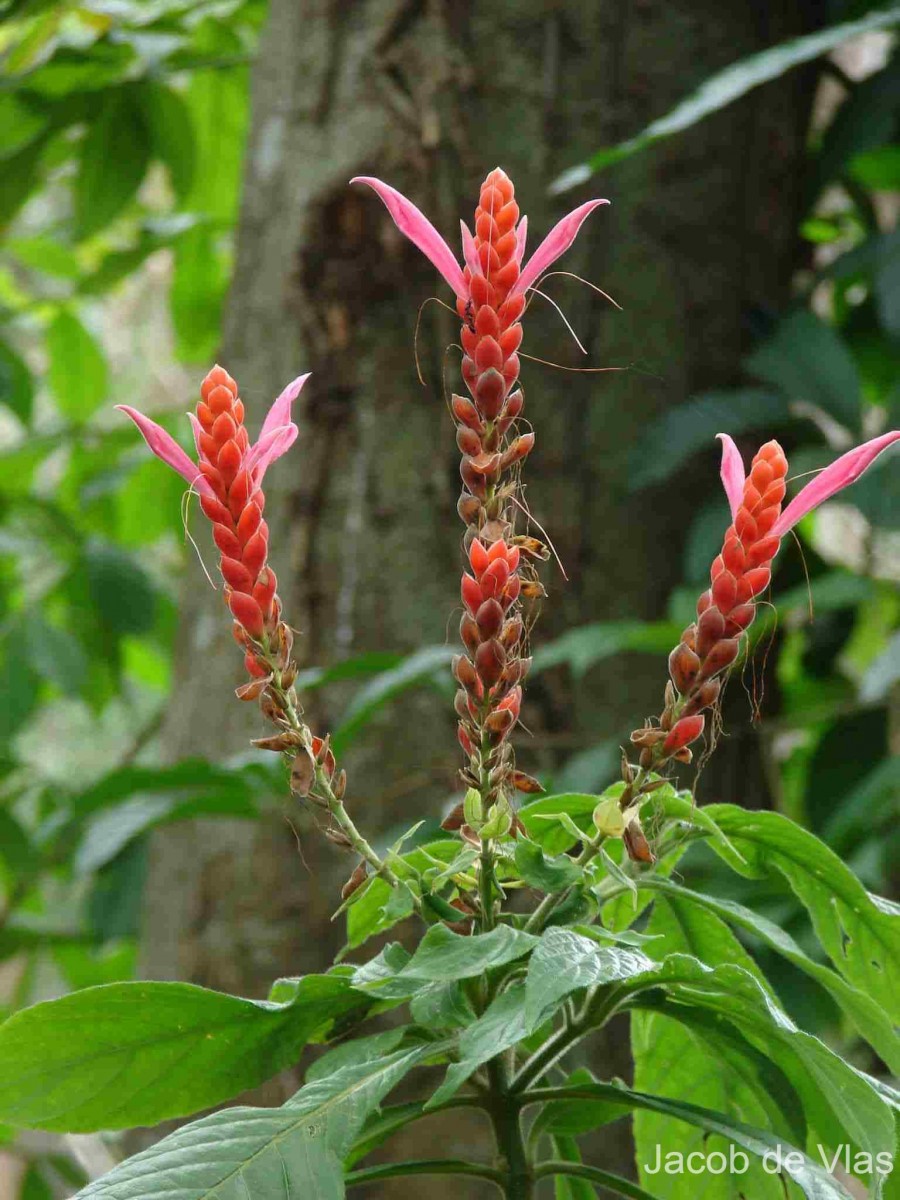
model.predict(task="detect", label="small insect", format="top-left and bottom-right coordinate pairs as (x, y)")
top-left (463, 298), bottom-right (476, 333)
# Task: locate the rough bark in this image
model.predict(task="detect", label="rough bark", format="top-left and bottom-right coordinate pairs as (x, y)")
top-left (141, 0), bottom-right (817, 1183)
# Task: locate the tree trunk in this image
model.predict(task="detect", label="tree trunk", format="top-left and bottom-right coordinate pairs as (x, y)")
top-left (142, 0), bottom-right (817, 1182)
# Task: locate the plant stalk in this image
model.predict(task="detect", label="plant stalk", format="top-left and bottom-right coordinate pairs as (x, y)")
top-left (487, 1057), bottom-right (533, 1199)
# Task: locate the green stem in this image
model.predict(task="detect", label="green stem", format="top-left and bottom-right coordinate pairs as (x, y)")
top-left (346, 1159), bottom-right (504, 1190)
top-left (262, 649), bottom-right (414, 902)
top-left (487, 1058), bottom-right (533, 1199)
top-left (480, 837), bottom-right (496, 932)
top-left (534, 1161), bottom-right (659, 1199)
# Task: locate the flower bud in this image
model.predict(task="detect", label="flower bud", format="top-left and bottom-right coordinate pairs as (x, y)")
top-left (668, 642), bottom-right (700, 693)
top-left (662, 714), bottom-right (705, 755)
top-left (463, 787), bottom-right (484, 828)
top-left (593, 795), bottom-right (625, 837)
top-left (698, 638), bottom-right (740, 680)
top-left (289, 747), bottom-right (316, 796)
top-left (623, 819), bottom-right (655, 864)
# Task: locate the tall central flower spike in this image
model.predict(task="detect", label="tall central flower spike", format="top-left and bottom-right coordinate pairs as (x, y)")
top-left (617, 428), bottom-right (899, 864)
top-left (353, 170), bottom-right (608, 860)
top-left (117, 367), bottom-right (408, 902)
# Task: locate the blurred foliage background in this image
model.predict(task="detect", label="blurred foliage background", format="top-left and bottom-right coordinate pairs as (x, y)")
top-left (0, 1), bottom-right (898, 1196)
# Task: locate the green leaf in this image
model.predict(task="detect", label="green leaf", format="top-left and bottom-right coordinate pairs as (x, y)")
top-left (21, 1164), bottom-right (54, 1200)
top-left (183, 48), bottom-right (248, 224)
top-left (170, 224), bottom-right (226, 363)
top-left (74, 90), bottom-right (151, 240)
top-left (0, 339), bottom-right (35, 422)
top-left (0, 976), bottom-right (368, 1132)
top-left (644, 879), bottom-right (900, 1072)
top-left (627, 390), bottom-right (791, 490)
top-left (702, 805), bottom-right (900, 1021)
top-left (743, 310), bottom-right (861, 430)
top-left (73, 1047), bottom-right (431, 1199)
top-left (631, 901), bottom-right (801, 1200)
top-left (0, 137), bottom-right (48, 230)
top-left (815, 59), bottom-right (900, 194)
top-left (0, 808), bottom-right (38, 880)
top-left (22, 618), bottom-right (87, 693)
top-left (525, 928), bottom-right (656, 1025)
top-left (83, 540), bottom-right (156, 634)
top-left (550, 5), bottom-right (900, 192)
top-left (409, 980), bottom-right (475, 1030)
top-left (8, 236), bottom-right (81, 278)
top-left (45, 310), bottom-right (108, 419)
top-left (0, 94), bottom-right (48, 159)
top-left (401, 923), bottom-right (538, 982)
top-left (530, 1081), bottom-right (859, 1200)
top-left (533, 1067), bottom-right (630, 1137)
top-left (73, 787), bottom-right (258, 875)
top-left (533, 621), bottom-right (678, 677)
top-left (549, 1135), bottom-right (601, 1200)
top-left (519, 792), bottom-right (598, 852)
top-left (138, 81), bottom-right (195, 200)
top-left (333, 645), bottom-right (455, 754)
top-left (850, 144), bottom-right (900, 191)
top-left (429, 983), bottom-right (537, 1107)
top-left (345, 840), bottom-right (460, 950)
top-left (622, 954), bottom-right (894, 1192)
top-left (515, 838), bottom-right (582, 893)
top-left (305, 1028), bottom-right (409, 1083)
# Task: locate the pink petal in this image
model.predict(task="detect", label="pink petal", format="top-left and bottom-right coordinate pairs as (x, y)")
top-left (117, 405), bottom-right (212, 496)
top-left (772, 430), bottom-right (900, 538)
top-left (512, 199), bottom-right (609, 297)
top-left (352, 176), bottom-right (468, 301)
top-left (245, 423), bottom-right (298, 480)
top-left (515, 215), bottom-right (528, 265)
top-left (258, 373), bottom-right (310, 445)
top-left (460, 221), bottom-right (482, 277)
top-left (187, 412), bottom-right (203, 455)
top-left (717, 434), bottom-right (746, 521)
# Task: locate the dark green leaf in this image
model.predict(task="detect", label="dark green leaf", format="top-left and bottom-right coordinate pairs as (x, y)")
top-left (75, 90), bottom-right (150, 240)
top-left (87, 837), bottom-right (148, 941)
top-left (551, 5), bottom-right (900, 192)
top-left (744, 310), bottom-right (860, 430)
top-left (0, 340), bottom-right (35, 422)
top-left (45, 310), bottom-right (107, 419)
top-left (333, 645), bottom-right (455, 754)
top-left (515, 838), bottom-right (582, 893)
top-left (533, 621), bottom-right (678, 677)
top-left (83, 540), bottom-right (156, 634)
top-left (138, 81), bottom-right (194, 200)
top-left (0, 137), bottom-right (47, 230)
top-left (815, 59), bottom-right (900, 195)
top-left (23, 618), bottom-right (87, 693)
top-left (627, 390), bottom-right (792, 490)
top-left (0, 975), bottom-right (368, 1132)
